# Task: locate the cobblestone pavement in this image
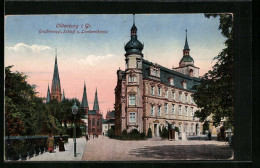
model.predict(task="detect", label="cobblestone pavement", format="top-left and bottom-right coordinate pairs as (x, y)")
top-left (82, 136), bottom-right (233, 161)
top-left (27, 138), bottom-right (86, 161)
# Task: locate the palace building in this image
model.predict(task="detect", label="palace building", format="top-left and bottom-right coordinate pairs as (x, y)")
top-left (114, 16), bottom-right (203, 137)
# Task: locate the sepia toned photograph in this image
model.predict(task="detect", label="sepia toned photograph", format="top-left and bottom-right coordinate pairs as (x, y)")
top-left (4, 13), bottom-right (234, 161)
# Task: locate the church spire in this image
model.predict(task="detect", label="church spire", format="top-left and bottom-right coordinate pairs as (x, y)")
top-left (51, 48), bottom-right (62, 102)
top-left (62, 89), bottom-right (65, 101)
top-left (179, 30), bottom-right (194, 67)
top-left (46, 83), bottom-right (50, 103)
top-left (93, 88), bottom-right (99, 111)
top-left (82, 81), bottom-right (89, 108)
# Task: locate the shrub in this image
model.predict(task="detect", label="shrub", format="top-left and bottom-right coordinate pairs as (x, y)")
top-left (107, 128), bottom-right (115, 138)
top-left (160, 126), bottom-right (169, 139)
top-left (147, 128), bottom-right (152, 138)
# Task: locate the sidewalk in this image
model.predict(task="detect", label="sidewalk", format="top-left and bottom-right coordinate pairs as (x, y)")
top-left (27, 138), bottom-right (86, 161)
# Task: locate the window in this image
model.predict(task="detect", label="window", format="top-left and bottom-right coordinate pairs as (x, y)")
top-left (191, 97), bottom-right (194, 103)
top-left (185, 106), bottom-right (188, 116)
top-left (129, 76), bottom-right (136, 82)
top-left (151, 86), bottom-right (155, 95)
top-left (172, 92), bottom-right (175, 100)
top-left (191, 107), bottom-right (194, 116)
top-left (155, 70), bottom-right (158, 77)
top-left (165, 90), bottom-right (168, 98)
top-left (129, 95), bottom-right (136, 105)
top-left (191, 125), bottom-right (193, 132)
top-left (129, 112), bottom-right (136, 122)
top-left (105, 126), bottom-right (107, 129)
top-left (158, 88), bottom-right (162, 96)
top-left (172, 104), bottom-right (175, 115)
top-left (97, 119), bottom-right (99, 126)
top-left (170, 78), bottom-right (174, 85)
top-left (158, 106), bottom-right (161, 116)
top-left (185, 125), bottom-right (187, 132)
top-left (185, 94), bottom-right (188, 102)
top-left (183, 82), bottom-right (187, 89)
top-left (165, 103), bottom-right (168, 114)
top-left (92, 118), bottom-right (95, 126)
top-left (178, 105), bottom-right (182, 115)
top-left (179, 93), bottom-right (182, 101)
top-left (151, 105), bottom-right (154, 116)
top-left (179, 124), bottom-right (182, 132)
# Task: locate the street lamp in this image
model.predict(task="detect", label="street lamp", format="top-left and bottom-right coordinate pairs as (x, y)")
top-left (71, 102), bottom-right (78, 157)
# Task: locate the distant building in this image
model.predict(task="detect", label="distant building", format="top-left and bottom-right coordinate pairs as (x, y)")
top-left (81, 84), bottom-right (102, 135)
top-left (114, 16), bottom-right (203, 137)
top-left (102, 110), bottom-right (115, 136)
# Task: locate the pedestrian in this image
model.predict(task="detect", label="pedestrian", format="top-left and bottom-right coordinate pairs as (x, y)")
top-left (208, 131), bottom-right (212, 141)
top-left (58, 134), bottom-right (65, 151)
top-left (97, 134), bottom-right (98, 138)
top-left (47, 133), bottom-right (54, 153)
top-left (86, 134), bottom-right (89, 141)
top-left (103, 132), bottom-right (104, 136)
top-left (93, 134), bottom-right (94, 139)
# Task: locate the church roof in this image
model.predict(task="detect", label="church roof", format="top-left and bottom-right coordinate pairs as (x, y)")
top-left (180, 55), bottom-right (194, 63)
top-left (93, 88), bottom-right (99, 111)
top-left (88, 110), bottom-right (97, 115)
top-left (81, 82), bottom-right (89, 108)
top-left (62, 89), bottom-right (65, 101)
top-left (142, 59), bottom-right (200, 92)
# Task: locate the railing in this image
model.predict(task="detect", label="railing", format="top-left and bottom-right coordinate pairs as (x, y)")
top-left (5, 135), bottom-right (69, 160)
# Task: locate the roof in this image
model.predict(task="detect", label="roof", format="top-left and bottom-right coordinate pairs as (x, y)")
top-left (88, 110), bottom-right (97, 115)
top-left (106, 110), bottom-right (115, 119)
top-left (93, 88), bottom-right (99, 111)
top-left (142, 59), bottom-right (201, 92)
top-left (102, 119), bottom-right (115, 124)
top-left (180, 55), bottom-right (194, 63)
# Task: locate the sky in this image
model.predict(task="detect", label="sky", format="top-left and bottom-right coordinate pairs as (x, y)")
top-left (5, 14), bottom-right (226, 117)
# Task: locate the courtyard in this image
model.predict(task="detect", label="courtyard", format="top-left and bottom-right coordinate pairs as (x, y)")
top-left (81, 136), bottom-right (233, 161)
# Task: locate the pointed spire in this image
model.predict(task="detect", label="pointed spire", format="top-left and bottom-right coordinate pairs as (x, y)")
top-left (93, 88), bottom-right (99, 111)
top-left (133, 13), bottom-right (135, 25)
top-left (55, 48), bottom-right (57, 64)
top-left (46, 83), bottom-right (50, 103)
top-left (62, 89), bottom-right (65, 101)
top-left (184, 29), bottom-right (190, 50)
top-left (82, 81), bottom-right (89, 108)
top-left (51, 48), bottom-right (61, 92)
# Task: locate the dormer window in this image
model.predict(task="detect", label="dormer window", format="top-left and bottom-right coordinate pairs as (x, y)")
top-left (182, 81), bottom-right (187, 89)
top-left (150, 66), bottom-right (160, 77)
top-left (170, 78), bottom-right (174, 85)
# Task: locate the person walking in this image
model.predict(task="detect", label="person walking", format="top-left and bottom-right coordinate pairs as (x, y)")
top-left (47, 133), bottom-right (54, 153)
top-left (208, 131), bottom-right (212, 141)
top-left (86, 134), bottom-right (89, 141)
top-left (58, 134), bottom-right (65, 151)
top-left (93, 134), bottom-right (94, 139)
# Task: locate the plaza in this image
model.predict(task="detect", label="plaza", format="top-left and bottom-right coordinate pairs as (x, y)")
top-left (26, 136), bottom-right (233, 161)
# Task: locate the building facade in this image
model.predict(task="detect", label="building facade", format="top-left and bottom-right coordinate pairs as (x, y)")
top-left (102, 110), bottom-right (115, 136)
top-left (115, 18), bottom-right (203, 137)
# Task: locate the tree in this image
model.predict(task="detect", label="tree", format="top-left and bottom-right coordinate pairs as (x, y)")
top-left (193, 14), bottom-right (234, 126)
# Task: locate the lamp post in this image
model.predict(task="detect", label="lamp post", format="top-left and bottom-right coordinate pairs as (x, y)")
top-left (71, 102), bottom-right (78, 157)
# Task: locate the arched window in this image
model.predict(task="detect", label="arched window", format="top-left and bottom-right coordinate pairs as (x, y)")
top-left (189, 69), bottom-right (194, 77)
top-left (97, 119), bottom-right (99, 126)
top-left (92, 118), bottom-right (95, 126)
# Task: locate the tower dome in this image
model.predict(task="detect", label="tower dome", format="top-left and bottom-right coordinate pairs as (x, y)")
top-left (124, 14), bottom-right (144, 56)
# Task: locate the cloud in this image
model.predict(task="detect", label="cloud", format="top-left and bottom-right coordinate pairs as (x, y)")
top-left (6, 43), bottom-right (52, 53)
top-left (73, 54), bottom-right (120, 66)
